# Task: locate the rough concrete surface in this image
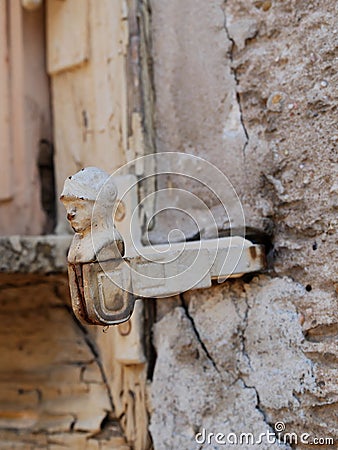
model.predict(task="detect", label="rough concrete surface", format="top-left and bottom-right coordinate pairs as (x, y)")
top-left (150, 0), bottom-right (337, 448)
top-left (0, 235), bottom-right (71, 273)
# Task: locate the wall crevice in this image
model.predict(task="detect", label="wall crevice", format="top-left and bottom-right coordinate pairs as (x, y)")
top-left (53, 285), bottom-right (115, 413)
top-left (232, 288), bottom-right (287, 443)
top-left (222, 4), bottom-right (249, 163)
top-left (180, 294), bottom-right (220, 373)
top-left (68, 310), bottom-right (114, 411)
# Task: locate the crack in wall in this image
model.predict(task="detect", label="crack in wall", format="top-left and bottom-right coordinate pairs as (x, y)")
top-left (238, 376), bottom-right (291, 448)
top-left (231, 290), bottom-right (289, 445)
top-left (180, 294), bottom-right (220, 373)
top-left (53, 285), bottom-right (115, 412)
top-left (179, 290), bottom-right (286, 443)
top-left (240, 295), bottom-right (253, 371)
top-left (65, 306), bottom-right (115, 411)
top-left (236, 297), bottom-right (268, 422)
top-left (222, 2), bottom-right (249, 162)
top-left (69, 414), bottom-right (77, 431)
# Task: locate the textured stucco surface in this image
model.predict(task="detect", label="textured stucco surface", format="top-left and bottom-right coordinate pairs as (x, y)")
top-left (0, 235), bottom-right (71, 273)
top-left (150, 0), bottom-right (337, 448)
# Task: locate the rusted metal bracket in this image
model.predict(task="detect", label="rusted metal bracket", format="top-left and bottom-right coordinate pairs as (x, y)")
top-left (60, 168), bottom-right (266, 326)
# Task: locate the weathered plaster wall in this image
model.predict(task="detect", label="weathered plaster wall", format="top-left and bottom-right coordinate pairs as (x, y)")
top-left (150, 0), bottom-right (337, 448)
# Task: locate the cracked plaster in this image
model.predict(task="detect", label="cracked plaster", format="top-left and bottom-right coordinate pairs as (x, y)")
top-left (149, 0), bottom-right (337, 447)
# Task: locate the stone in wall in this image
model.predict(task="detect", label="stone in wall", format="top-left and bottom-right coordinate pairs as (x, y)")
top-left (150, 277), bottom-right (336, 448)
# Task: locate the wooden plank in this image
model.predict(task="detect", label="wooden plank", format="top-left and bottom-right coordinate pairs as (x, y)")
top-left (8, 0), bottom-right (27, 209)
top-left (51, 0), bottom-right (128, 232)
top-left (0, 1), bottom-right (52, 234)
top-left (47, 0), bottom-right (89, 75)
top-left (0, 0), bottom-right (12, 200)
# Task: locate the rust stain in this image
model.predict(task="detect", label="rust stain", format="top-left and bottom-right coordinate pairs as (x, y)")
top-left (249, 246), bottom-right (257, 260)
top-left (249, 245), bottom-right (267, 270)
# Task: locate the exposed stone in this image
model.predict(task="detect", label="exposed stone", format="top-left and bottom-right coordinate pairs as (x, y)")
top-left (0, 236), bottom-right (71, 273)
top-left (150, 306), bottom-right (289, 449)
top-left (242, 277), bottom-right (316, 410)
top-left (0, 273), bottom-right (129, 447)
